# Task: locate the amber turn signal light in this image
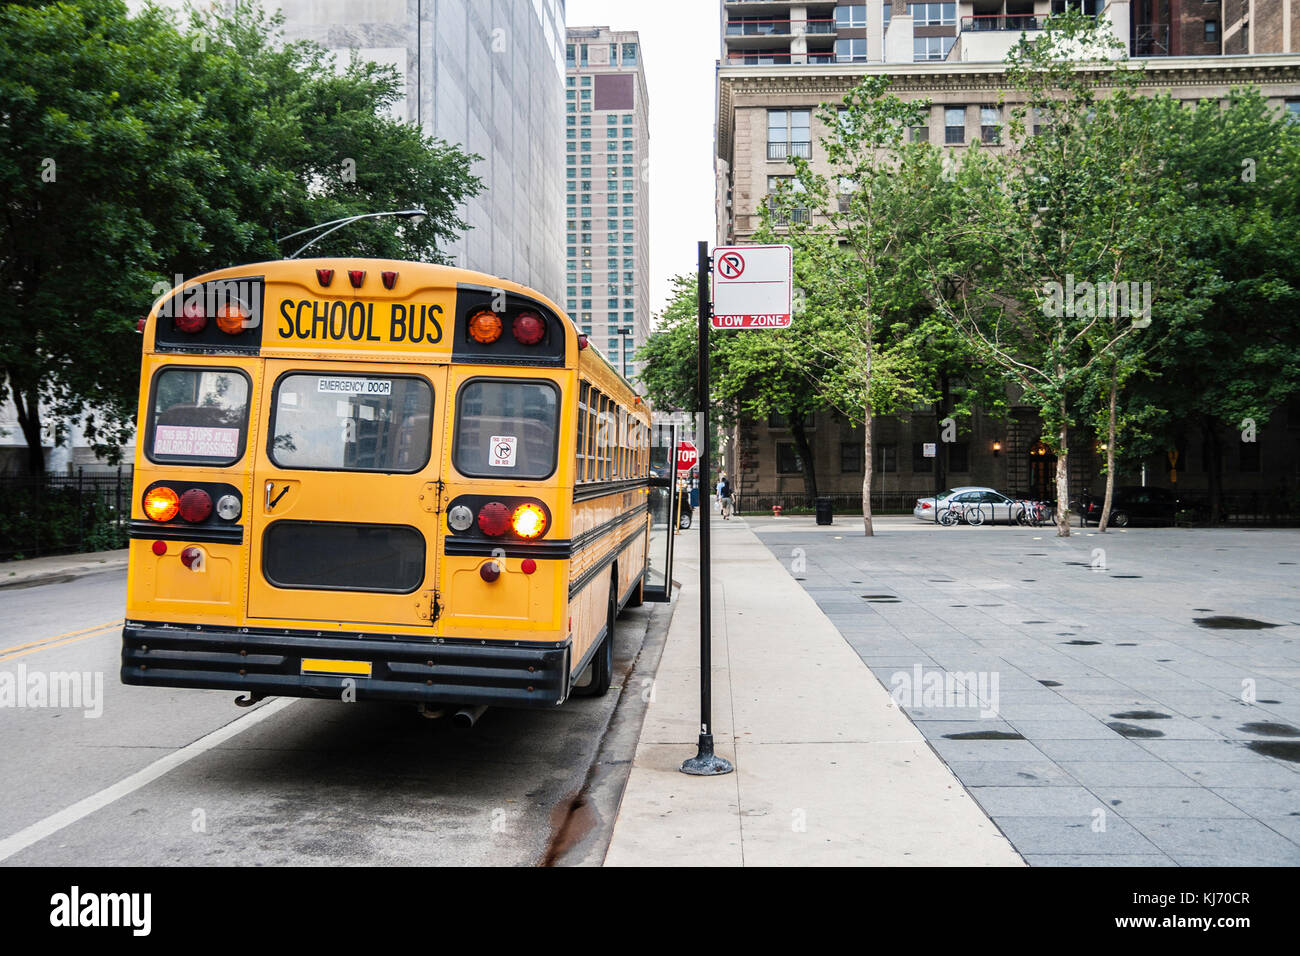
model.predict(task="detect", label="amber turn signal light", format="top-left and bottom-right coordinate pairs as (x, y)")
top-left (144, 486), bottom-right (180, 522)
top-left (468, 309), bottom-right (503, 344)
top-left (511, 503), bottom-right (547, 539)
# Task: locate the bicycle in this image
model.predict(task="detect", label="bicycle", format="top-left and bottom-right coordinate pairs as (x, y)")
top-left (939, 501), bottom-right (987, 526)
top-left (1014, 499), bottom-right (1051, 527)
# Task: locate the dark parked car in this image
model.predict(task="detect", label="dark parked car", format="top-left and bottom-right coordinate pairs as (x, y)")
top-left (1079, 486), bottom-right (1181, 527)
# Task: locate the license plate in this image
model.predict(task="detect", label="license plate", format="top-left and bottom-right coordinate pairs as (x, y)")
top-left (301, 658), bottom-right (372, 678)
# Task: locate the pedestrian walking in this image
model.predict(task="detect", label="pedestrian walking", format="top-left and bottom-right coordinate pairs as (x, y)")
top-left (717, 474), bottom-right (733, 520)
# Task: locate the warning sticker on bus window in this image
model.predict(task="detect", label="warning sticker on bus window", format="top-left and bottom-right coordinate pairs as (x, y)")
top-left (489, 435), bottom-right (518, 468)
top-left (153, 425), bottom-right (240, 458)
top-left (317, 377), bottom-right (391, 396)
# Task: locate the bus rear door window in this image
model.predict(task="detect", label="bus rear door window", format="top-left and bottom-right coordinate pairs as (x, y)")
top-left (454, 379), bottom-right (560, 479)
top-left (147, 367), bottom-right (251, 465)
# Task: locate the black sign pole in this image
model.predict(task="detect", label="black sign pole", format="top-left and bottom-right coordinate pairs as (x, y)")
top-left (681, 240), bottom-right (733, 776)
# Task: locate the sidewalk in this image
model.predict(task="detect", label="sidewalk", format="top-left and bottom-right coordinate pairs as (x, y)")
top-left (604, 516), bottom-right (1022, 866)
top-left (0, 549), bottom-right (128, 588)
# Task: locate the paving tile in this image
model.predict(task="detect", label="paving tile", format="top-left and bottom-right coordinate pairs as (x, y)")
top-left (1208, 787), bottom-right (1300, 817)
top-left (1129, 818), bottom-right (1300, 865)
top-left (990, 815), bottom-right (1160, 855)
top-left (1173, 761), bottom-right (1300, 788)
top-left (1060, 761), bottom-right (1199, 788)
top-left (1023, 853), bottom-right (1176, 866)
top-left (1034, 739), bottom-right (1156, 762)
top-left (1091, 787), bottom-right (1249, 818)
top-left (944, 760), bottom-right (1079, 787)
top-left (970, 786), bottom-right (1103, 817)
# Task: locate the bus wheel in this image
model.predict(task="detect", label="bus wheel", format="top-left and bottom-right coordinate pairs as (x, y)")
top-left (573, 573), bottom-right (615, 698)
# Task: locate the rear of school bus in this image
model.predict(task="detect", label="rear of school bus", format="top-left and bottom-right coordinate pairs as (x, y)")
top-left (122, 258), bottom-right (597, 710)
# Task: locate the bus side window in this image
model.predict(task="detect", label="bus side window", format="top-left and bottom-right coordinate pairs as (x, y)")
top-left (602, 396), bottom-right (613, 481)
top-left (592, 389), bottom-right (604, 482)
top-left (577, 381), bottom-right (589, 483)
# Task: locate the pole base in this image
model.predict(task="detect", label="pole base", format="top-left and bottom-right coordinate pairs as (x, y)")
top-left (680, 734), bottom-right (734, 776)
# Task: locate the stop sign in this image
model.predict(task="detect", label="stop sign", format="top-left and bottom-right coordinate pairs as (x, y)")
top-left (676, 441), bottom-right (698, 473)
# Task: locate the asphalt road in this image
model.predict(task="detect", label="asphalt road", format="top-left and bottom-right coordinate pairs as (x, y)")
top-left (0, 569), bottom-right (668, 866)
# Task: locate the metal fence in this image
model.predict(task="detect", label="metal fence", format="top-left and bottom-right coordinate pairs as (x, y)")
top-left (0, 470), bottom-right (132, 561)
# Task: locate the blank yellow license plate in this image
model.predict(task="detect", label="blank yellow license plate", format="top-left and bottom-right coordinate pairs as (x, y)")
top-left (301, 658), bottom-right (372, 678)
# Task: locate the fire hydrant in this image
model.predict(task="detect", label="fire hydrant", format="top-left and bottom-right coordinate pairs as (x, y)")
top-left (773, 504), bottom-right (784, 517)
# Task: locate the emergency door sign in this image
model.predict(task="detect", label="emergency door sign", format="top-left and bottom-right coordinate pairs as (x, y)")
top-left (711, 245), bottom-right (793, 330)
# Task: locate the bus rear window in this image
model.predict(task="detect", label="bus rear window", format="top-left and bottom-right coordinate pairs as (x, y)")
top-left (454, 379), bottom-right (559, 479)
top-left (269, 373), bottom-right (433, 473)
top-left (148, 367), bottom-right (250, 465)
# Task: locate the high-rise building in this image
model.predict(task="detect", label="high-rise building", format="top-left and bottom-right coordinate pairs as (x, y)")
top-left (714, 0), bottom-right (1300, 505)
top-left (563, 27), bottom-right (651, 382)
top-left (132, 0), bottom-right (567, 301)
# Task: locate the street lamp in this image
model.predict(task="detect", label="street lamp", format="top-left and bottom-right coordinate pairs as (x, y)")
top-left (616, 327), bottom-right (634, 379)
top-left (277, 208), bottom-right (428, 259)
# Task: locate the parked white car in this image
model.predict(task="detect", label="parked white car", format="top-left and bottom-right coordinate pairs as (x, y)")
top-left (913, 486), bottom-right (1034, 525)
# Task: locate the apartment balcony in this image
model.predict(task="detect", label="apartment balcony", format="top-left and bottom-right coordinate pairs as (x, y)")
top-left (725, 17), bottom-right (838, 40)
top-left (767, 141), bottom-right (812, 160)
top-left (960, 15), bottom-right (1043, 32)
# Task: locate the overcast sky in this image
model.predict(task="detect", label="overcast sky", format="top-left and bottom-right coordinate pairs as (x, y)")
top-left (564, 0), bottom-right (721, 324)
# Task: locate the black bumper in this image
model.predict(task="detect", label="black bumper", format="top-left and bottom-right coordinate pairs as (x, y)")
top-left (121, 623), bottom-right (571, 708)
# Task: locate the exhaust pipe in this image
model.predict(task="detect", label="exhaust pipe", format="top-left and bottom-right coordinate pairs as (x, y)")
top-left (452, 704), bottom-right (488, 728)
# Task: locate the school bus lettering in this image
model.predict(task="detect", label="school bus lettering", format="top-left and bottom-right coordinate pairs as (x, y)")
top-left (275, 299), bottom-right (442, 345)
top-left (389, 303), bottom-right (443, 344)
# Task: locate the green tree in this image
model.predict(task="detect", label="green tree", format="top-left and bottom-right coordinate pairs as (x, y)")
top-left (0, 0), bottom-right (481, 473)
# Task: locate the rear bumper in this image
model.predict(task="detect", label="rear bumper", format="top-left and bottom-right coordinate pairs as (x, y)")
top-left (121, 623), bottom-right (571, 709)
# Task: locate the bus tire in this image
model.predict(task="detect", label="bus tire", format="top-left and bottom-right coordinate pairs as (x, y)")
top-left (573, 572), bottom-right (615, 698)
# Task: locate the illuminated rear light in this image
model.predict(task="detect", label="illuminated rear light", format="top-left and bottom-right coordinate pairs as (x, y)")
top-left (316, 268), bottom-right (334, 287)
top-left (511, 503), bottom-right (547, 539)
top-left (175, 299), bottom-right (206, 334)
top-left (477, 501), bottom-right (511, 536)
top-left (144, 486), bottom-right (180, 522)
top-left (468, 310), bottom-right (503, 344)
top-left (178, 488), bottom-right (213, 523)
top-left (214, 302), bottom-right (247, 334)
top-left (348, 270), bottom-right (365, 288)
top-left (381, 271), bottom-right (398, 290)
top-left (512, 311), bottom-right (546, 345)
top-left (920, 501), bottom-right (932, 510)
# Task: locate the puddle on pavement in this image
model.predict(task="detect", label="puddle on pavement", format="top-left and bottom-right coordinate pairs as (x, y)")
top-left (1112, 710), bottom-right (1172, 720)
top-left (977, 604), bottom-right (1003, 607)
top-left (862, 594), bottom-right (900, 603)
top-left (1108, 721), bottom-right (1165, 738)
top-left (942, 730), bottom-right (1025, 740)
top-left (1194, 616), bottom-right (1281, 630)
top-left (1062, 640), bottom-right (1100, 646)
top-left (1116, 642), bottom-right (1138, 646)
top-left (1259, 699), bottom-right (1282, 704)
top-left (1194, 608), bottom-right (1215, 611)
top-left (929, 579), bottom-right (955, 583)
top-left (1111, 575), bottom-right (1143, 579)
top-left (1021, 579), bottom-right (1037, 582)
top-left (1039, 680), bottom-right (1063, 687)
top-left (1238, 721), bottom-right (1300, 737)
top-left (1244, 740), bottom-right (1300, 762)
top-left (950, 604), bottom-right (968, 608)
top-left (1022, 620), bottom-right (1050, 624)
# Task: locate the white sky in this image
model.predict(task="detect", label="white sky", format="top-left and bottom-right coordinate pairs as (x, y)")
top-left (564, 0), bottom-right (721, 324)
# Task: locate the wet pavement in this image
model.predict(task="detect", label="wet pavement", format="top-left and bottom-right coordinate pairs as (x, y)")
top-left (754, 516), bottom-right (1300, 866)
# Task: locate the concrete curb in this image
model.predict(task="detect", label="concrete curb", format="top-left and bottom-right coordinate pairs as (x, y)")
top-left (0, 550), bottom-right (129, 590)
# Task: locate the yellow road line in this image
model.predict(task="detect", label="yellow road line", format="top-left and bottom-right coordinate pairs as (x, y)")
top-left (0, 619), bottom-right (123, 657)
top-left (0, 625), bottom-right (122, 665)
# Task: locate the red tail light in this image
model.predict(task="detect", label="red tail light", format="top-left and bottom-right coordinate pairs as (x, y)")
top-left (477, 501), bottom-right (511, 536)
top-left (348, 270), bottom-right (365, 288)
top-left (316, 268), bottom-right (334, 287)
top-left (512, 311), bottom-right (546, 345)
top-left (381, 271), bottom-right (398, 290)
top-left (175, 299), bottom-right (206, 334)
top-left (920, 501), bottom-right (932, 510)
top-left (178, 488), bottom-right (213, 523)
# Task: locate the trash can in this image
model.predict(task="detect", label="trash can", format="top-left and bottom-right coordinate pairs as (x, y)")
top-left (815, 497), bottom-right (833, 525)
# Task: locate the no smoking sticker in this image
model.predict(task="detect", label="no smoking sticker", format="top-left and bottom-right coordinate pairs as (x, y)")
top-left (489, 435), bottom-right (517, 468)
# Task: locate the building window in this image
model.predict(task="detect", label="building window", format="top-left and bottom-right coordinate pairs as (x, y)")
top-left (841, 442), bottom-right (863, 473)
top-left (912, 442), bottom-right (933, 473)
top-left (911, 3), bottom-right (956, 26)
top-left (1287, 101), bottom-right (1300, 124)
top-left (767, 175), bottom-right (809, 224)
top-left (622, 43), bottom-right (637, 66)
top-left (835, 4), bottom-right (867, 28)
top-left (1204, 20), bottom-right (1218, 43)
top-left (776, 442), bottom-right (803, 474)
top-left (565, 44), bottom-right (575, 67)
top-left (980, 106), bottom-right (1001, 144)
top-left (873, 443), bottom-right (897, 473)
top-left (835, 37), bottom-right (868, 62)
top-left (914, 35), bottom-right (955, 61)
top-left (911, 124), bottom-right (930, 143)
top-left (944, 106), bottom-right (965, 144)
top-left (767, 110), bottom-right (812, 160)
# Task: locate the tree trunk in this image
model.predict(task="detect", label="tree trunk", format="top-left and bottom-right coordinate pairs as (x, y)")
top-left (790, 415), bottom-right (818, 504)
top-left (1098, 365), bottom-right (1118, 533)
top-left (10, 379), bottom-right (46, 475)
top-left (862, 406), bottom-right (874, 536)
top-left (1054, 419), bottom-right (1070, 537)
top-left (1203, 416), bottom-right (1224, 525)
top-left (933, 371), bottom-right (951, 492)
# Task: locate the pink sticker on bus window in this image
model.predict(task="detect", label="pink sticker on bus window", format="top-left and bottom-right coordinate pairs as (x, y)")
top-left (154, 425), bottom-right (240, 458)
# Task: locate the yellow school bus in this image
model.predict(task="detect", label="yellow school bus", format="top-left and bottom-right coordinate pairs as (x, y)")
top-left (121, 258), bottom-right (651, 712)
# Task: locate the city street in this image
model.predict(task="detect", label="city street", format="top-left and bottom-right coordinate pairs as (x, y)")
top-left (754, 516), bottom-right (1300, 865)
top-left (0, 568), bottom-right (667, 866)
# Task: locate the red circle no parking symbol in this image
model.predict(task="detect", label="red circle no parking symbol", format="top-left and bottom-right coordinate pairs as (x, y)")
top-left (718, 252), bottom-right (745, 279)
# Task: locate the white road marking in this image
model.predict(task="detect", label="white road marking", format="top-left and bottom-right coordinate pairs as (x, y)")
top-left (0, 697), bottom-right (296, 862)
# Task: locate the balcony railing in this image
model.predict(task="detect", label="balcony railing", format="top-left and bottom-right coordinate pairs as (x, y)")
top-left (960, 15), bottom-right (1043, 32)
top-left (767, 141), bottom-right (812, 160)
top-left (725, 17), bottom-right (839, 36)
top-left (1133, 23), bottom-right (1171, 56)
top-left (725, 51), bottom-right (857, 65)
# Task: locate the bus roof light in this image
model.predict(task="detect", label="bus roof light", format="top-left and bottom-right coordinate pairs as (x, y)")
top-left (468, 310), bottom-right (503, 344)
top-left (348, 270), bottom-right (366, 288)
top-left (316, 268), bottom-right (334, 287)
top-left (175, 299), bottom-right (206, 334)
top-left (512, 311), bottom-right (546, 346)
top-left (381, 271), bottom-right (398, 290)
